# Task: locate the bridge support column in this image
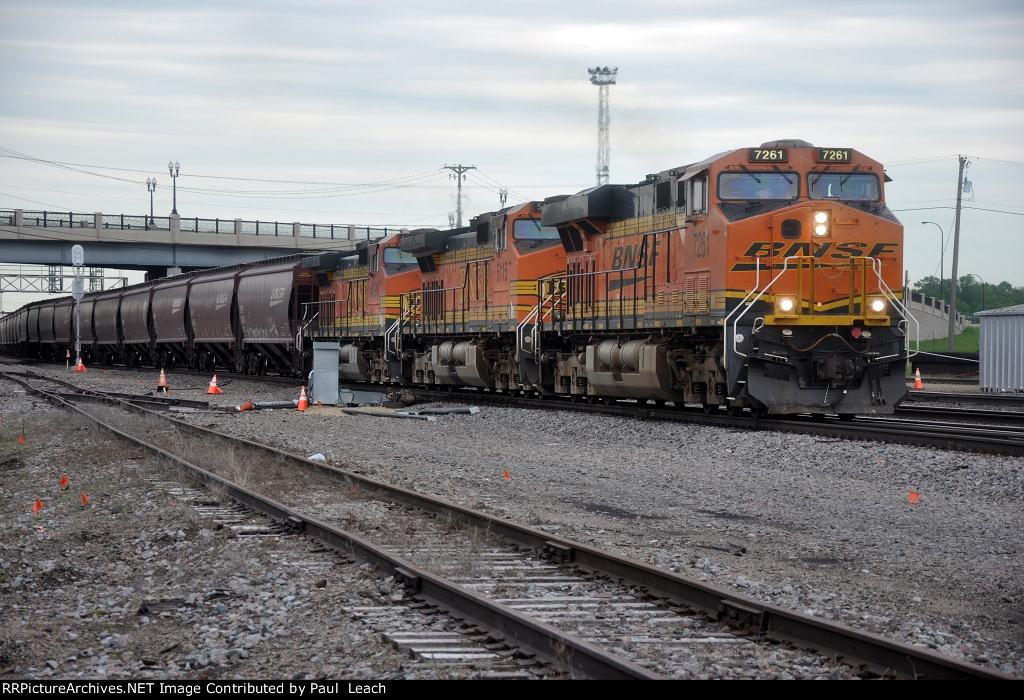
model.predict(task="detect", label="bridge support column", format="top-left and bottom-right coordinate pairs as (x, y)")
top-left (234, 219), bottom-right (242, 245)
top-left (170, 213), bottom-right (179, 244)
top-left (292, 222), bottom-right (300, 241)
top-left (94, 212), bottom-right (102, 237)
top-left (347, 225), bottom-right (355, 241)
top-left (15, 209), bottom-right (23, 226)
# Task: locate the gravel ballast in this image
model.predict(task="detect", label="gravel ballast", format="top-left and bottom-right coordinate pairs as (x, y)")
top-left (0, 368), bottom-right (555, 679)
top-left (6, 363), bottom-right (1023, 677)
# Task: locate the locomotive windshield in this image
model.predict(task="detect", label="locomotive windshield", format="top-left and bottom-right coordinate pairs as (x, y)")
top-left (513, 219), bottom-right (561, 252)
top-left (718, 171), bottom-right (798, 200)
top-left (383, 247), bottom-right (418, 273)
top-left (513, 219), bottom-right (560, 241)
top-left (808, 172), bottom-right (880, 201)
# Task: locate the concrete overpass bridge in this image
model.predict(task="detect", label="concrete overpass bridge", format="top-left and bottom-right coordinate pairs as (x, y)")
top-left (0, 209), bottom-right (402, 277)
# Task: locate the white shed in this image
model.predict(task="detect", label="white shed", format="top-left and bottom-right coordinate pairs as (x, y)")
top-left (978, 304), bottom-right (1024, 392)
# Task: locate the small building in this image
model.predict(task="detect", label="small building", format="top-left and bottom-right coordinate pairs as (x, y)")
top-left (978, 304), bottom-right (1024, 392)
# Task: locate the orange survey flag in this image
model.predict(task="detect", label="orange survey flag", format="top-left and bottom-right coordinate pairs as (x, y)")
top-left (18, 434), bottom-right (26, 445)
top-left (59, 474), bottom-right (70, 490)
top-left (501, 470), bottom-right (511, 481)
top-left (33, 498), bottom-right (43, 514)
top-left (80, 492), bottom-right (90, 507)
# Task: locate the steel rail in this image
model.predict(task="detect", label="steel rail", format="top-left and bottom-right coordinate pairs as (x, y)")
top-left (908, 390), bottom-right (1024, 405)
top-left (0, 369), bottom-right (659, 680)
top-left (399, 386), bottom-right (1024, 457)
top-left (4, 357), bottom-right (1021, 455)
top-left (896, 405), bottom-right (1024, 425)
top-left (2, 370), bottom-right (1008, 679)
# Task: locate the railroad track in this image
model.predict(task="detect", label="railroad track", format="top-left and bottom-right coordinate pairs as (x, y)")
top-left (5, 357), bottom-right (1022, 454)
top-left (0, 367), bottom-right (1009, 680)
top-left (908, 389), bottom-right (1024, 406)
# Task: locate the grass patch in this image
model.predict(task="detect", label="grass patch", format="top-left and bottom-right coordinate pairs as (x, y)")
top-left (917, 326), bottom-right (979, 353)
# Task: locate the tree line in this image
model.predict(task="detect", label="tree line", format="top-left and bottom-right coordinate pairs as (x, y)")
top-left (912, 276), bottom-right (1024, 317)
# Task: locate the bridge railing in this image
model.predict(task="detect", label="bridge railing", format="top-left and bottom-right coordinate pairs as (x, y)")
top-left (0, 209), bottom-right (402, 241)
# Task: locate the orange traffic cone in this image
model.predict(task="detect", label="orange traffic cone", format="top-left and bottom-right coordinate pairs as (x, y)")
top-left (913, 368), bottom-right (924, 390)
top-left (297, 386), bottom-right (309, 412)
top-left (74, 356), bottom-right (87, 373)
top-left (157, 368), bottom-right (170, 393)
top-left (207, 374), bottom-right (225, 395)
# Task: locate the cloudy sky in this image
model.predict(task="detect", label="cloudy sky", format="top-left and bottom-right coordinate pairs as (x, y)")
top-left (1, 0), bottom-right (1022, 307)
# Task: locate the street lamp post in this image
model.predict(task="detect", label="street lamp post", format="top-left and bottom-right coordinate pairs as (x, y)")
top-left (146, 177), bottom-right (157, 225)
top-left (168, 160), bottom-right (180, 215)
top-left (921, 221), bottom-right (944, 300)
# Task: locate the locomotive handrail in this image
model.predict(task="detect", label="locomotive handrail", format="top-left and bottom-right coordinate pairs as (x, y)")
top-left (729, 255), bottom-right (798, 364)
top-left (722, 257), bottom-right (762, 370)
top-left (870, 258), bottom-right (919, 361)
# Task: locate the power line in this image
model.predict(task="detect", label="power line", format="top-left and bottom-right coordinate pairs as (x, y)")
top-left (0, 146), bottom-right (451, 197)
top-left (886, 155), bottom-right (957, 166)
top-left (892, 205), bottom-right (1024, 216)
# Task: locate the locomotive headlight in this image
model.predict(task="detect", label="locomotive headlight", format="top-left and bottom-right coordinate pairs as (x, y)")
top-left (777, 297), bottom-right (796, 314)
top-left (813, 211), bottom-right (829, 237)
top-left (868, 297), bottom-right (887, 314)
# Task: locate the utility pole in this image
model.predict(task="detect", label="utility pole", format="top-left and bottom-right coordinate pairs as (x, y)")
top-left (588, 66), bottom-right (617, 185)
top-left (442, 164), bottom-right (475, 228)
top-left (947, 155), bottom-right (970, 351)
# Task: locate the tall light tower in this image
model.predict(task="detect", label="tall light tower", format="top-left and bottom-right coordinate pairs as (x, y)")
top-left (588, 66), bottom-right (618, 186)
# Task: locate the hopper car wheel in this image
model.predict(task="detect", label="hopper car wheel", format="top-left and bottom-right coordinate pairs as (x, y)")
top-left (726, 404), bottom-right (741, 417)
top-left (811, 413), bottom-right (826, 422)
top-left (838, 413), bottom-right (856, 421)
top-left (702, 403), bottom-right (716, 415)
top-left (750, 405), bottom-right (767, 419)
top-left (601, 397), bottom-right (613, 406)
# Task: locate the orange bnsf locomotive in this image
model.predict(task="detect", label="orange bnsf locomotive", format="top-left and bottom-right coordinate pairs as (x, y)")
top-left (307, 201), bottom-right (567, 388)
top-left (518, 139), bottom-right (913, 416)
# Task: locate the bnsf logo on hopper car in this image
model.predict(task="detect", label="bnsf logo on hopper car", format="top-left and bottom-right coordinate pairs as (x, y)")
top-left (215, 293), bottom-right (230, 309)
top-left (171, 299), bottom-right (183, 311)
top-left (269, 287), bottom-right (287, 305)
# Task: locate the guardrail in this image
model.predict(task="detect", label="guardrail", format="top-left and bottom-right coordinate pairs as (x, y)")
top-left (0, 209), bottom-right (401, 241)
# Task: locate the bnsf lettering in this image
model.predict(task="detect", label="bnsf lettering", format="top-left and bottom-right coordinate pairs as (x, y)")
top-left (269, 287), bottom-right (288, 302)
top-left (611, 244), bottom-right (642, 270)
top-left (741, 241), bottom-right (899, 259)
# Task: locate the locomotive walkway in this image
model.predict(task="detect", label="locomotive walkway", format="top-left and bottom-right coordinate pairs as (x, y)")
top-left (0, 208), bottom-right (403, 274)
